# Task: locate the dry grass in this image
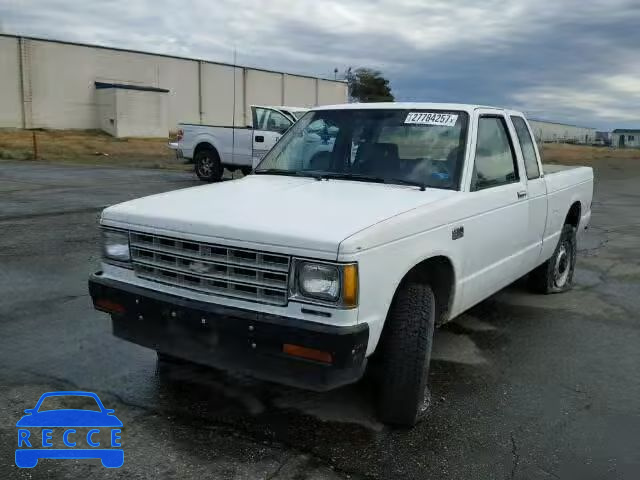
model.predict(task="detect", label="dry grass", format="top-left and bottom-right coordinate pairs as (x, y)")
top-left (0, 129), bottom-right (188, 171)
top-left (1, 129), bottom-right (638, 173)
top-left (541, 143), bottom-right (640, 165)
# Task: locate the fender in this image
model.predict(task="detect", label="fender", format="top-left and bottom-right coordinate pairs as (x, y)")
top-left (347, 221), bottom-right (464, 356)
top-left (192, 133), bottom-right (222, 158)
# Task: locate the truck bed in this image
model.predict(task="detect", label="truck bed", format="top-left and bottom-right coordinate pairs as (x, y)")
top-left (543, 164), bottom-right (592, 195)
top-left (543, 164), bottom-right (582, 174)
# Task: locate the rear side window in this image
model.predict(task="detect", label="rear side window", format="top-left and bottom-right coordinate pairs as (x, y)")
top-left (511, 116), bottom-right (540, 179)
top-left (471, 116), bottom-right (519, 191)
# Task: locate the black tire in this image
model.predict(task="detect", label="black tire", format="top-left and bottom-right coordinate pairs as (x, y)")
top-left (529, 224), bottom-right (577, 293)
top-left (375, 282), bottom-right (436, 426)
top-left (194, 148), bottom-right (223, 182)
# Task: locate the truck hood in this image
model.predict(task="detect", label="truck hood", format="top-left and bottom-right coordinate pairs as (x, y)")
top-left (101, 175), bottom-right (455, 257)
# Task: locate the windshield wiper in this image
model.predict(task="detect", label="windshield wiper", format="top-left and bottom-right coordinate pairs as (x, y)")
top-left (320, 173), bottom-right (426, 191)
top-left (253, 168), bottom-right (321, 180)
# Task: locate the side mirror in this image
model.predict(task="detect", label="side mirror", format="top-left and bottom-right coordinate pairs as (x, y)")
top-left (105, 409), bottom-right (115, 414)
top-left (24, 409), bottom-right (34, 414)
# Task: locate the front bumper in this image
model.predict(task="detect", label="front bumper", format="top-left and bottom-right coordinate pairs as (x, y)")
top-left (88, 273), bottom-right (368, 391)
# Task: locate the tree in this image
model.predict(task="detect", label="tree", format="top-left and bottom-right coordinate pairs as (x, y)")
top-left (344, 67), bottom-right (394, 103)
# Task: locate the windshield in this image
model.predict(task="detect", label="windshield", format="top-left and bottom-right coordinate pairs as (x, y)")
top-left (255, 109), bottom-right (469, 190)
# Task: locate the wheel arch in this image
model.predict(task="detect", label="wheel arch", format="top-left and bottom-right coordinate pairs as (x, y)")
top-left (388, 254), bottom-right (457, 327)
top-left (565, 200), bottom-right (581, 228)
top-left (194, 141), bottom-right (220, 159)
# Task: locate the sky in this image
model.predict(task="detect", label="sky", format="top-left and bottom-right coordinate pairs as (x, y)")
top-left (1, 0), bottom-right (639, 130)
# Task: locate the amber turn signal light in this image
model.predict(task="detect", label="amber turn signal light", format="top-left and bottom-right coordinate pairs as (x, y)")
top-left (342, 264), bottom-right (358, 308)
top-left (283, 343), bottom-right (333, 364)
top-left (95, 298), bottom-right (126, 314)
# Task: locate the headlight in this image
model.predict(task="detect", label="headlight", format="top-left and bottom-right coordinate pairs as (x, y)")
top-left (298, 263), bottom-right (340, 301)
top-left (102, 229), bottom-right (130, 263)
top-left (294, 261), bottom-right (358, 308)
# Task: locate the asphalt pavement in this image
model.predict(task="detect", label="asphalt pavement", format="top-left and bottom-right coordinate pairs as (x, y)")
top-left (0, 160), bottom-right (639, 479)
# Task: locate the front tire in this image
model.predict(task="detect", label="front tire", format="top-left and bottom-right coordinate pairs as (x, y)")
top-left (529, 224), bottom-right (577, 293)
top-left (194, 149), bottom-right (223, 182)
top-left (375, 282), bottom-right (436, 426)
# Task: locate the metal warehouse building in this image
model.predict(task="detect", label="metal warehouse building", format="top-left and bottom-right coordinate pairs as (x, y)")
top-left (528, 119), bottom-right (597, 144)
top-left (611, 129), bottom-right (640, 148)
top-left (0, 34), bottom-right (347, 137)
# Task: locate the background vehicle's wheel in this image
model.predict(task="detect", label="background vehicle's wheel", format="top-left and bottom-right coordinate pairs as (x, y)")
top-left (529, 224), bottom-right (577, 293)
top-left (194, 149), bottom-right (223, 182)
top-left (375, 282), bottom-right (436, 426)
top-left (240, 167), bottom-right (252, 176)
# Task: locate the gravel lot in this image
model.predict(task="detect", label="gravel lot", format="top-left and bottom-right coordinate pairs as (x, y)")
top-left (1, 159), bottom-right (639, 479)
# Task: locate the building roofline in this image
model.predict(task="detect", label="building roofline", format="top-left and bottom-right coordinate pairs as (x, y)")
top-left (0, 33), bottom-right (347, 84)
top-left (95, 81), bottom-right (169, 93)
top-left (528, 118), bottom-right (596, 130)
top-left (612, 129), bottom-right (640, 133)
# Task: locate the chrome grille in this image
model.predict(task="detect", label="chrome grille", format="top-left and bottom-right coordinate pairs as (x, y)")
top-left (129, 232), bottom-right (291, 306)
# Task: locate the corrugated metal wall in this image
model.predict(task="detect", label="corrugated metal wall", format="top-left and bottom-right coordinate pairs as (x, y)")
top-left (0, 36), bottom-right (24, 127)
top-left (528, 120), bottom-right (597, 144)
top-left (0, 34), bottom-right (348, 133)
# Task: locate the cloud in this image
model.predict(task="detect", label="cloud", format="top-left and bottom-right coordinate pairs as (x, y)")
top-left (512, 70), bottom-right (640, 123)
top-left (1, 0), bottom-right (639, 128)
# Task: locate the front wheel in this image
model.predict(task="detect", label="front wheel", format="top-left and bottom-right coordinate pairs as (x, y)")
top-left (194, 149), bottom-right (223, 182)
top-left (374, 282), bottom-right (436, 426)
top-left (529, 224), bottom-right (577, 293)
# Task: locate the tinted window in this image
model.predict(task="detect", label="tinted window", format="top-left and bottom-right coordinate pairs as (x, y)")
top-left (253, 108), bottom-right (292, 132)
top-left (471, 116), bottom-right (518, 190)
top-left (254, 107), bottom-right (268, 129)
top-left (265, 110), bottom-right (292, 132)
top-left (511, 116), bottom-right (540, 179)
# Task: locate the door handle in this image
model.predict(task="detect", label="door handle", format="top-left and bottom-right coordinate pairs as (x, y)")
top-left (255, 136), bottom-right (264, 143)
top-left (517, 190), bottom-right (527, 199)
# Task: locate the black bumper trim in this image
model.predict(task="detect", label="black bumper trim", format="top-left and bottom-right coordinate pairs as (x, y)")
top-left (88, 273), bottom-right (368, 391)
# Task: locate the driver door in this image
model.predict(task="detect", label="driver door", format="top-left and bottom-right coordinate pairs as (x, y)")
top-left (459, 111), bottom-right (530, 310)
top-left (251, 107), bottom-right (292, 167)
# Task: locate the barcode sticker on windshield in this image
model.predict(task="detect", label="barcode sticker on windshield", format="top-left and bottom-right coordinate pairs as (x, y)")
top-left (404, 112), bottom-right (458, 127)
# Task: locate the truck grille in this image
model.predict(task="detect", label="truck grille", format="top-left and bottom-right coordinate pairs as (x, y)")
top-left (129, 232), bottom-right (291, 306)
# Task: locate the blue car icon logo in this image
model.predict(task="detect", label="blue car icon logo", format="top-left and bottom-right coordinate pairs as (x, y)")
top-left (16, 391), bottom-right (123, 468)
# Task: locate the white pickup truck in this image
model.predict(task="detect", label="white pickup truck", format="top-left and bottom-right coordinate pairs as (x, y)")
top-left (90, 103), bottom-right (593, 426)
top-left (170, 105), bottom-right (308, 181)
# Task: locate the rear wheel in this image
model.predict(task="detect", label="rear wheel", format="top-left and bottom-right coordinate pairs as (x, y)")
top-left (529, 224), bottom-right (577, 293)
top-left (194, 148), bottom-right (223, 182)
top-left (374, 282), bottom-right (435, 426)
